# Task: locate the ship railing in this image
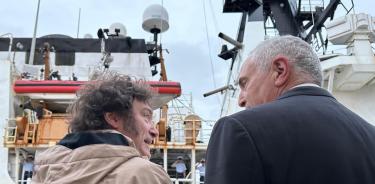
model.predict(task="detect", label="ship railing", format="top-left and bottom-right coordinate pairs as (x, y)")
top-left (17, 178), bottom-right (32, 184)
top-left (4, 112), bottom-right (69, 147)
top-left (0, 33), bottom-right (13, 61)
top-left (171, 171), bottom-right (204, 184)
top-left (169, 119), bottom-right (215, 145)
top-left (171, 178), bottom-right (193, 184)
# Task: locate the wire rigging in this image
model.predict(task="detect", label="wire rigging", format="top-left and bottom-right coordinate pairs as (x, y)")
top-left (209, 0), bottom-right (222, 45)
top-left (202, 0), bottom-right (221, 104)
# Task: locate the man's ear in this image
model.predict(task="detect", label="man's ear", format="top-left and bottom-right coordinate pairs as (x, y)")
top-left (104, 112), bottom-right (121, 129)
top-left (271, 56), bottom-right (290, 87)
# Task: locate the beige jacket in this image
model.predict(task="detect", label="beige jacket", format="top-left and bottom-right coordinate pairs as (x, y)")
top-left (32, 130), bottom-right (171, 184)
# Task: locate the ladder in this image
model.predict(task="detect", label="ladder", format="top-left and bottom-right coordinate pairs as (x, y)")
top-left (23, 122), bottom-right (38, 144)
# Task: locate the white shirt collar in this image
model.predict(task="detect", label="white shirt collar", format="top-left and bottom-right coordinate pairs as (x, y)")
top-left (291, 83), bottom-right (320, 89)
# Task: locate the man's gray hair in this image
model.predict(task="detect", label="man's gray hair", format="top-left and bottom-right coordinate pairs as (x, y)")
top-left (248, 35), bottom-right (322, 85)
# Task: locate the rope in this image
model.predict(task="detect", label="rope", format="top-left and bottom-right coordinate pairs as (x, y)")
top-left (208, 0), bottom-right (222, 45)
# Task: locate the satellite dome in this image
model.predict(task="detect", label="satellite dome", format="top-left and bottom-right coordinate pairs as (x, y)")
top-left (40, 34), bottom-right (72, 38)
top-left (142, 4), bottom-right (169, 33)
top-left (109, 22), bottom-right (127, 37)
top-left (83, 34), bottom-right (93, 38)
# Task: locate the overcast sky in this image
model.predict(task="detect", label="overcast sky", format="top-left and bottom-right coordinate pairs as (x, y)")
top-left (1, 0), bottom-right (374, 120)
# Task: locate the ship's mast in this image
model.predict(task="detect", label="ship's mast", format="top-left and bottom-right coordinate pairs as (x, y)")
top-left (208, 0), bottom-right (352, 117)
top-left (42, 42), bottom-right (51, 80)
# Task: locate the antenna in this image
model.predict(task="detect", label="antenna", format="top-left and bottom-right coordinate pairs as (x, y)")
top-left (142, 4), bottom-right (170, 78)
top-left (29, 0), bottom-right (41, 65)
top-left (142, 4), bottom-right (170, 145)
top-left (76, 8), bottom-right (81, 38)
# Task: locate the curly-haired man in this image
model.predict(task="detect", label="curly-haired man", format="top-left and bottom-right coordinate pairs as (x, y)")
top-left (33, 73), bottom-right (171, 184)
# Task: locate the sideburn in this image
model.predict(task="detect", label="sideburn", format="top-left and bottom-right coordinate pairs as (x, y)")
top-left (121, 115), bottom-right (139, 136)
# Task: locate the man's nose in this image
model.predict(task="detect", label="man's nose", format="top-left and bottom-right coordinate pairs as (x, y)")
top-left (150, 125), bottom-right (159, 138)
top-left (238, 92), bottom-right (246, 107)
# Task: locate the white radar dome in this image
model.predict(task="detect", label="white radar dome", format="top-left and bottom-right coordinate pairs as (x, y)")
top-left (109, 22), bottom-right (127, 37)
top-left (83, 34), bottom-right (93, 38)
top-left (142, 4), bottom-right (169, 33)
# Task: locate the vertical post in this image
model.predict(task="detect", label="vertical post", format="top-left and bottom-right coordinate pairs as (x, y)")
top-left (193, 119), bottom-right (196, 144)
top-left (327, 68), bottom-right (335, 93)
top-left (163, 147), bottom-right (168, 172)
top-left (15, 148), bottom-right (20, 183)
top-left (29, 0), bottom-right (41, 65)
top-left (159, 44), bottom-right (168, 144)
top-left (191, 149), bottom-right (196, 184)
top-left (159, 105), bottom-right (168, 143)
top-left (159, 44), bottom-right (167, 81)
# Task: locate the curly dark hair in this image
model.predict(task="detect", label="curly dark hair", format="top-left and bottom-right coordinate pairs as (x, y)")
top-left (67, 73), bottom-right (153, 133)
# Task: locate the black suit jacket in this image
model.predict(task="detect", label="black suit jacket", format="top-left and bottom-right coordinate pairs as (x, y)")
top-left (206, 87), bottom-right (375, 184)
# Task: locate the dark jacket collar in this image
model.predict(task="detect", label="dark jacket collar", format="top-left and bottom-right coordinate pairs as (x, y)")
top-left (58, 131), bottom-right (129, 150)
top-left (277, 86), bottom-right (335, 100)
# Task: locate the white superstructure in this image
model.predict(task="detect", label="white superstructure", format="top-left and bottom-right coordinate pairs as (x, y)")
top-left (321, 13), bottom-right (375, 124)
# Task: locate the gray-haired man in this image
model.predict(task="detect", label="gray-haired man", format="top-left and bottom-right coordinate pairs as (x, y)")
top-left (206, 35), bottom-right (375, 184)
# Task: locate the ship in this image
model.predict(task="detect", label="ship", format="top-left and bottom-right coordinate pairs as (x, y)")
top-left (1, 1), bottom-right (375, 184)
top-left (0, 3), bottom-right (214, 183)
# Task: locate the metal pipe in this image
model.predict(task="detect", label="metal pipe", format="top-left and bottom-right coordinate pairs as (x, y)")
top-left (76, 8), bottom-right (81, 38)
top-left (159, 44), bottom-right (168, 81)
top-left (218, 32), bottom-right (243, 49)
top-left (203, 85), bottom-right (233, 97)
top-left (29, 0), bottom-right (41, 65)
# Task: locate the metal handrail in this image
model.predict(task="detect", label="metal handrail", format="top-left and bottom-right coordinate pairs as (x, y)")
top-left (0, 33), bottom-right (13, 61)
top-left (171, 178), bottom-right (193, 184)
